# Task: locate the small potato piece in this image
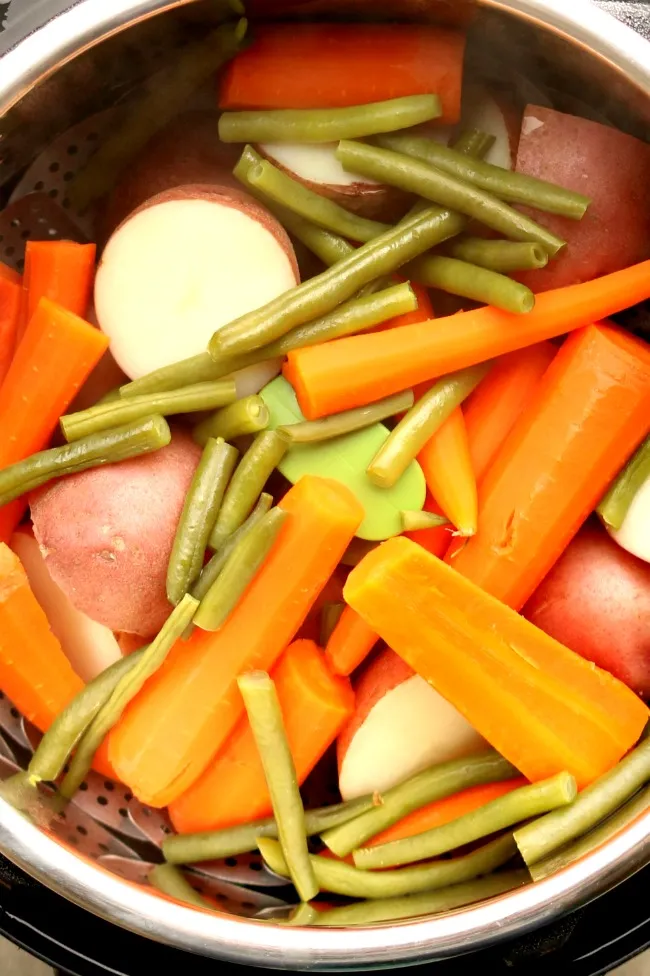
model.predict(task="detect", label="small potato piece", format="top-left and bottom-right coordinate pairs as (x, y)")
top-left (30, 430), bottom-right (202, 638)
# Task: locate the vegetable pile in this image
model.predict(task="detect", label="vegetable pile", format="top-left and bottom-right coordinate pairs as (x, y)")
top-left (0, 13), bottom-right (649, 927)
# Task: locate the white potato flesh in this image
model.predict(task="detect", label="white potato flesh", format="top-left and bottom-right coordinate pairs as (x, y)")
top-left (462, 86), bottom-right (516, 170)
top-left (608, 474), bottom-right (650, 564)
top-left (260, 141), bottom-right (380, 188)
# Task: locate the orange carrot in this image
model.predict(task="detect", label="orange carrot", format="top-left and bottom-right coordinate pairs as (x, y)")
top-left (169, 639), bottom-right (354, 833)
top-left (404, 492), bottom-right (454, 558)
top-left (19, 241), bottom-right (96, 344)
top-left (219, 24), bottom-right (465, 124)
top-left (344, 537), bottom-right (649, 789)
top-left (0, 298), bottom-right (108, 544)
top-left (0, 275), bottom-right (21, 388)
top-left (0, 262), bottom-right (21, 286)
top-left (374, 282), bottom-right (434, 334)
top-left (108, 476), bottom-right (363, 807)
top-left (324, 605), bottom-right (379, 677)
top-left (449, 322), bottom-right (650, 610)
top-left (284, 258), bottom-right (650, 418)
top-left (418, 407), bottom-right (477, 536)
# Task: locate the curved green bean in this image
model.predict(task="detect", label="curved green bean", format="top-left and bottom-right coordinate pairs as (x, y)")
top-left (193, 396), bottom-right (269, 448)
top-left (193, 493), bottom-right (272, 602)
top-left (239, 671), bottom-right (317, 903)
top-left (163, 794), bottom-right (376, 864)
top-left (166, 438), bottom-right (238, 606)
top-left (374, 133), bottom-right (590, 219)
top-left (355, 772), bottom-right (577, 869)
top-left (195, 508), bottom-right (288, 631)
top-left (119, 351), bottom-right (265, 399)
top-left (284, 903), bottom-right (320, 926)
top-left (515, 736), bottom-right (650, 867)
top-left (259, 833), bottom-right (518, 900)
top-left (149, 864), bottom-right (214, 911)
top-left (220, 95), bottom-right (441, 144)
top-left (598, 435), bottom-right (650, 531)
top-left (406, 254), bottom-right (535, 314)
top-left (60, 594), bottom-right (198, 799)
top-left (61, 380), bottom-right (238, 442)
top-left (401, 510), bottom-right (450, 532)
top-left (322, 750), bottom-right (518, 858)
top-left (367, 363), bottom-right (491, 489)
top-left (446, 238), bottom-right (549, 273)
top-left (280, 391), bottom-right (414, 444)
top-left (208, 431), bottom-right (290, 551)
top-left (0, 415), bottom-right (171, 507)
top-left (336, 141), bottom-right (566, 256)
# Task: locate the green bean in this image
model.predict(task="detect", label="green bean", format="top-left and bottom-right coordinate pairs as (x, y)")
top-left (284, 903), bottom-right (320, 926)
top-left (320, 602), bottom-right (345, 646)
top-left (210, 206), bottom-right (468, 356)
top-left (61, 380), bottom-right (238, 442)
top-left (149, 864), bottom-right (214, 911)
top-left (194, 508), bottom-right (288, 631)
top-left (119, 351), bottom-right (266, 399)
top-left (193, 396), bottom-right (269, 448)
top-left (374, 133), bottom-right (590, 220)
top-left (446, 238), bottom-right (549, 273)
top-left (166, 438), bottom-right (238, 606)
top-left (406, 254), bottom-right (535, 314)
top-left (280, 391), bottom-right (414, 444)
top-left (208, 431), bottom-right (290, 550)
top-left (401, 510), bottom-right (450, 532)
top-left (259, 833), bottom-right (517, 900)
top-left (0, 415), bottom-right (171, 507)
top-left (163, 795), bottom-right (376, 864)
top-left (220, 95), bottom-right (441, 144)
top-left (530, 785), bottom-right (650, 882)
top-left (453, 130), bottom-right (496, 157)
top-left (28, 650), bottom-right (145, 785)
top-left (60, 594), bottom-right (198, 799)
top-left (239, 671), bottom-right (318, 903)
top-left (336, 141), bottom-right (566, 256)
top-left (322, 750), bottom-right (518, 858)
top-left (69, 21), bottom-right (247, 211)
top-left (356, 772), bottom-right (576, 869)
top-left (514, 736), bottom-right (650, 867)
top-left (597, 435), bottom-right (650, 531)
top-left (367, 363), bottom-right (491, 489)
top-left (312, 870), bottom-right (528, 926)
top-left (340, 538), bottom-right (379, 567)
top-left (193, 493), bottom-right (272, 601)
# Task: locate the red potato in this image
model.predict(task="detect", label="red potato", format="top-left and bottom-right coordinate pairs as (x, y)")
top-left (515, 106), bottom-right (650, 291)
top-left (94, 184), bottom-right (299, 380)
top-left (337, 649), bottom-right (487, 800)
top-left (30, 430), bottom-right (202, 638)
top-left (524, 521), bottom-right (650, 698)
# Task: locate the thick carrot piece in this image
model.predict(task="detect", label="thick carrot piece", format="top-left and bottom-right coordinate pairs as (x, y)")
top-left (22, 241), bottom-right (96, 338)
top-left (449, 323), bottom-right (650, 610)
top-left (345, 538), bottom-right (649, 788)
top-left (325, 605), bottom-right (379, 677)
top-left (0, 275), bottom-right (21, 388)
top-left (284, 259), bottom-right (650, 418)
top-left (418, 407), bottom-right (477, 536)
top-left (0, 298), bottom-right (108, 543)
top-left (108, 476), bottom-right (363, 807)
top-left (169, 639), bottom-right (354, 833)
top-left (219, 24), bottom-right (465, 123)
top-left (0, 263), bottom-right (21, 286)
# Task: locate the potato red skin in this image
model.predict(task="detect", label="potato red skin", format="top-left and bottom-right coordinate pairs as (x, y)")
top-left (524, 522), bottom-right (650, 698)
top-left (30, 430), bottom-right (202, 638)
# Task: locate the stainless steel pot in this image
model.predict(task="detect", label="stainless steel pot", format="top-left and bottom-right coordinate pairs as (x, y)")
top-left (0, 1), bottom-right (650, 969)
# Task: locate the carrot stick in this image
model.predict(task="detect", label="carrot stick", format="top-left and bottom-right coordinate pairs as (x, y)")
top-left (19, 241), bottom-right (96, 345)
top-left (0, 263), bottom-right (21, 286)
top-left (108, 476), bottom-right (363, 807)
top-left (284, 258), bottom-right (650, 418)
top-left (344, 537), bottom-right (649, 789)
top-left (324, 605), bottom-right (379, 677)
top-left (0, 298), bottom-right (109, 544)
top-left (418, 407), bottom-right (477, 536)
top-left (219, 24), bottom-right (465, 124)
top-left (168, 639), bottom-right (354, 833)
top-left (404, 492), bottom-right (454, 558)
top-left (0, 275), bottom-right (21, 389)
top-left (449, 322), bottom-right (650, 610)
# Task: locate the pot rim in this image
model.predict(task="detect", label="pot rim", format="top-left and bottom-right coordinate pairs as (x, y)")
top-left (1, 0), bottom-right (650, 967)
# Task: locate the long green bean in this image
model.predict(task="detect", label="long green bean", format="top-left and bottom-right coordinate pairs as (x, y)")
top-left (597, 436), bottom-right (650, 530)
top-left (119, 351), bottom-right (264, 399)
top-left (446, 238), bottom-right (549, 273)
top-left (239, 671), bottom-right (317, 903)
top-left (166, 438), bottom-right (238, 605)
top-left (406, 254), bottom-right (535, 313)
top-left (259, 834), bottom-right (518, 900)
top-left (336, 141), bottom-right (566, 255)
top-left (60, 594), bottom-right (198, 799)
top-left (220, 95), bottom-right (441, 144)
top-left (163, 795), bottom-right (376, 864)
top-left (195, 508), bottom-right (288, 631)
top-left (367, 363), bottom-right (491, 489)
top-left (355, 772), bottom-right (576, 869)
top-left (401, 510), bottom-right (450, 532)
top-left (322, 751), bottom-right (518, 858)
top-left (0, 415), bottom-right (171, 507)
top-left (193, 493), bottom-right (272, 601)
top-left (193, 396), bottom-right (269, 448)
top-left (208, 431), bottom-right (290, 551)
top-left (280, 391), bottom-right (414, 444)
top-left (149, 864), bottom-right (215, 911)
top-left (374, 133), bottom-right (590, 219)
top-left (514, 736), bottom-right (650, 867)
top-left (61, 380), bottom-right (238, 442)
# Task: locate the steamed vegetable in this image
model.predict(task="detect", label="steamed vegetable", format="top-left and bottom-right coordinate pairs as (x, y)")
top-left (0, 272), bottom-right (21, 387)
top-left (20, 241), bottom-right (96, 343)
top-left (418, 408), bottom-right (477, 536)
top-left (324, 605), bottom-right (379, 678)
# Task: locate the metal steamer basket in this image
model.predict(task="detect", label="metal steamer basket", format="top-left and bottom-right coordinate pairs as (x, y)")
top-left (0, 1), bottom-right (650, 972)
